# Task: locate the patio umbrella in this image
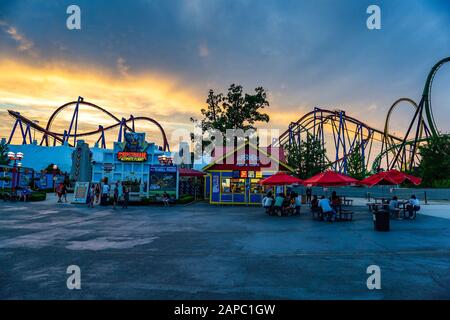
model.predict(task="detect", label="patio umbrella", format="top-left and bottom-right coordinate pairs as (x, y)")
top-left (303, 170), bottom-right (359, 187)
top-left (360, 169), bottom-right (421, 187)
top-left (259, 171), bottom-right (304, 185)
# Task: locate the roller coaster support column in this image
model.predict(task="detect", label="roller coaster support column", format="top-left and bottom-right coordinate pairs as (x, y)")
top-left (66, 96), bottom-right (83, 146)
top-left (130, 115), bottom-right (135, 132)
top-left (96, 126), bottom-right (106, 149)
top-left (390, 97), bottom-right (424, 171)
top-left (117, 117), bottom-right (127, 143)
top-left (7, 115), bottom-right (30, 145)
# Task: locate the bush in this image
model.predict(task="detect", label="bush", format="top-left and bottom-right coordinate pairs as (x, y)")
top-left (176, 195), bottom-right (194, 204)
top-left (29, 191), bottom-right (47, 201)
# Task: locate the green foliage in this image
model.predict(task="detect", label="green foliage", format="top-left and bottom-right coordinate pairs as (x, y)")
top-left (0, 141), bottom-right (10, 165)
top-left (176, 195), bottom-right (195, 204)
top-left (42, 163), bottom-right (62, 174)
top-left (418, 134), bottom-right (450, 187)
top-left (191, 84), bottom-right (270, 134)
top-left (347, 142), bottom-right (367, 180)
top-left (285, 136), bottom-right (327, 179)
top-left (29, 191), bottom-right (47, 201)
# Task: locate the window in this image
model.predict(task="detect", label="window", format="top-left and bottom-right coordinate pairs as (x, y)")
top-left (250, 178), bottom-right (264, 194)
top-left (230, 178), bottom-right (245, 193)
top-left (221, 178), bottom-right (231, 193)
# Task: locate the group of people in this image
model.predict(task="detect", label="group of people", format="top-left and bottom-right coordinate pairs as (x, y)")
top-left (262, 191), bottom-right (302, 216)
top-left (388, 195), bottom-right (420, 219)
top-left (87, 181), bottom-right (130, 209)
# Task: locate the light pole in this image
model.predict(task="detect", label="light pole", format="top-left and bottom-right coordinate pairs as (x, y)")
top-left (52, 164), bottom-right (58, 192)
top-left (7, 151), bottom-right (24, 193)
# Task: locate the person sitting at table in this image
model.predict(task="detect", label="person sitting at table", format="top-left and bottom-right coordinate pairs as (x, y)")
top-left (262, 191), bottom-right (274, 215)
top-left (310, 195), bottom-right (319, 212)
top-left (389, 196), bottom-right (400, 219)
top-left (319, 195), bottom-right (336, 222)
top-left (331, 191), bottom-right (341, 211)
top-left (274, 193), bottom-right (285, 216)
top-left (406, 195), bottom-right (420, 219)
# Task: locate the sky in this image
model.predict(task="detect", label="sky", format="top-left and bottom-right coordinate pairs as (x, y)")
top-left (0, 0), bottom-right (449, 149)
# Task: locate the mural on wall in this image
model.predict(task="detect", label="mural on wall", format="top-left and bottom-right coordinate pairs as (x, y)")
top-left (117, 132), bottom-right (151, 162)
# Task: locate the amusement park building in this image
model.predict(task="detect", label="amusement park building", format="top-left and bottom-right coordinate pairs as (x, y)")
top-left (203, 143), bottom-right (294, 205)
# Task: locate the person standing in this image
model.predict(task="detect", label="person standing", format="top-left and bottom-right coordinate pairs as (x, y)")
top-left (117, 181), bottom-right (124, 207)
top-left (122, 183), bottom-right (129, 209)
top-left (101, 181), bottom-right (110, 206)
top-left (88, 184), bottom-right (95, 208)
top-left (113, 182), bottom-right (119, 209)
top-left (295, 192), bottom-right (302, 215)
top-left (95, 183), bottom-right (101, 204)
top-left (306, 187), bottom-right (312, 204)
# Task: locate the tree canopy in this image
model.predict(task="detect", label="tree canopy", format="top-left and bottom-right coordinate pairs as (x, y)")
top-left (418, 134), bottom-right (450, 187)
top-left (285, 136), bottom-right (327, 179)
top-left (346, 142), bottom-right (367, 180)
top-left (0, 141), bottom-right (10, 165)
top-left (192, 84), bottom-right (270, 134)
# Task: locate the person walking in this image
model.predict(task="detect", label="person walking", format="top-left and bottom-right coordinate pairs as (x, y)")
top-left (56, 182), bottom-right (63, 203)
top-left (61, 182), bottom-right (68, 203)
top-left (122, 183), bottom-right (129, 209)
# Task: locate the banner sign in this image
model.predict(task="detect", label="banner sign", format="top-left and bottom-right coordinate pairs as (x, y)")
top-left (72, 182), bottom-right (90, 204)
top-left (117, 151), bottom-right (148, 162)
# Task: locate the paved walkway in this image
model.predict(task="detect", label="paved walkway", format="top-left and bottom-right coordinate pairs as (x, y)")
top-left (0, 199), bottom-right (449, 299)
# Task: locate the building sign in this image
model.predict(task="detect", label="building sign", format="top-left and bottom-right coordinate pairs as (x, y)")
top-left (117, 152), bottom-right (148, 162)
top-left (255, 171), bottom-right (263, 178)
top-left (240, 171), bottom-right (248, 178)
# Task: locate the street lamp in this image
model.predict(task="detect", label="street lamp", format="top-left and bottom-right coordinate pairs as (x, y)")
top-left (7, 151), bottom-right (24, 192)
top-left (52, 164), bottom-right (58, 192)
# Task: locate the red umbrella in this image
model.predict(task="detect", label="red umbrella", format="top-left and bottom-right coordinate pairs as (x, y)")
top-left (259, 172), bottom-right (304, 186)
top-left (303, 170), bottom-right (359, 187)
top-left (360, 169), bottom-right (421, 187)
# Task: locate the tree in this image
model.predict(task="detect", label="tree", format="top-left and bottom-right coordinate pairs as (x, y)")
top-left (285, 136), bottom-right (327, 179)
top-left (191, 84), bottom-right (270, 134)
top-left (347, 142), bottom-right (367, 180)
top-left (0, 140), bottom-right (10, 165)
top-left (418, 134), bottom-right (450, 187)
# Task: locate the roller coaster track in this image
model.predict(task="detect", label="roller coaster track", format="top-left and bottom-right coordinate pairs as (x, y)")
top-left (278, 57), bottom-right (449, 173)
top-left (7, 97), bottom-right (170, 151)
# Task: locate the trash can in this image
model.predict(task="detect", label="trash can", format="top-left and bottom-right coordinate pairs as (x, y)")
top-left (373, 209), bottom-right (390, 232)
